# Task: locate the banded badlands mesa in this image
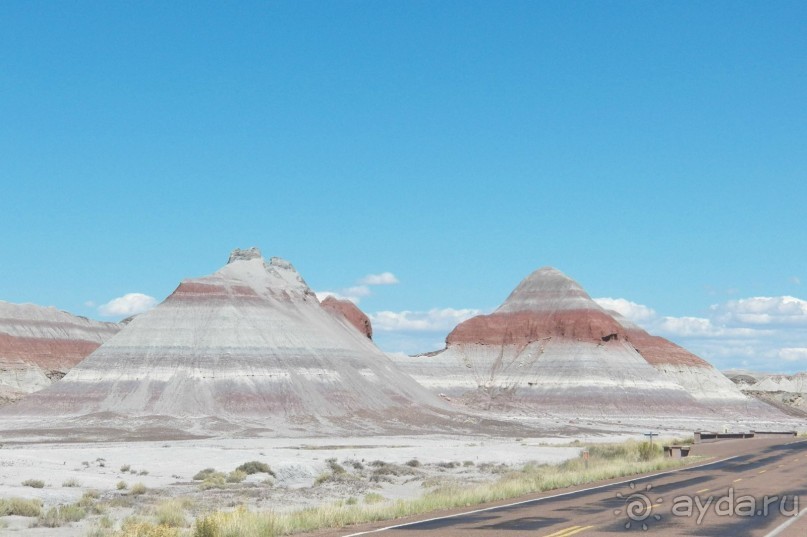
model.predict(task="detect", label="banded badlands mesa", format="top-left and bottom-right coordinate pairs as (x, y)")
top-left (0, 248), bottom-right (802, 536)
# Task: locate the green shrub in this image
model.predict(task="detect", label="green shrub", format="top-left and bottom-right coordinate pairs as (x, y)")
top-left (193, 468), bottom-right (217, 481)
top-left (638, 441), bottom-right (662, 461)
top-left (199, 472), bottom-right (227, 490)
top-left (405, 459), bottom-right (421, 467)
top-left (120, 464), bottom-right (131, 472)
top-left (235, 461), bottom-right (276, 477)
top-left (62, 478), bottom-right (81, 487)
top-left (226, 470), bottom-right (247, 483)
top-left (325, 458), bottom-right (346, 474)
top-left (22, 478), bottom-right (45, 488)
top-left (130, 482), bottom-right (147, 495)
top-left (364, 492), bottom-right (385, 504)
top-left (118, 480), bottom-right (128, 490)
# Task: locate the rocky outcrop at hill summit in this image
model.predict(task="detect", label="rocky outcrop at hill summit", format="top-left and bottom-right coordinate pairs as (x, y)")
top-left (321, 296), bottom-right (373, 340)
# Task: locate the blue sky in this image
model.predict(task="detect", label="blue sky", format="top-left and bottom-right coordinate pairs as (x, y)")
top-left (1, 1), bottom-right (805, 371)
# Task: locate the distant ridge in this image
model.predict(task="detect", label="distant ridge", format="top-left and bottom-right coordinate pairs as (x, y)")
top-left (0, 301), bottom-right (120, 402)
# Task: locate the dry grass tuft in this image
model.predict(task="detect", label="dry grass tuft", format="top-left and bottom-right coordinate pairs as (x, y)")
top-left (0, 497), bottom-right (43, 517)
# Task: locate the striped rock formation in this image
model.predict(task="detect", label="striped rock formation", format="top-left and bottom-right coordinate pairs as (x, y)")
top-left (3, 248), bottom-right (458, 436)
top-left (321, 296), bottom-right (373, 339)
top-left (0, 302), bottom-right (120, 402)
top-left (610, 312), bottom-right (769, 414)
top-left (393, 267), bottom-right (708, 417)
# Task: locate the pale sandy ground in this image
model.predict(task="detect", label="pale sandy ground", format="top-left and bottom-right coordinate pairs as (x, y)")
top-left (0, 433), bottom-right (637, 536)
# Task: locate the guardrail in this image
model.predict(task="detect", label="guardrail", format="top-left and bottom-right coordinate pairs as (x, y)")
top-left (693, 431), bottom-right (796, 443)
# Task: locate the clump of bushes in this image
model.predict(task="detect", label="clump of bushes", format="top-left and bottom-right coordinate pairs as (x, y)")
top-left (193, 468), bottom-right (217, 481)
top-left (154, 499), bottom-right (189, 528)
top-left (0, 497), bottom-right (43, 517)
top-left (405, 459), bottom-right (421, 467)
top-left (130, 482), bottom-right (147, 495)
top-left (35, 504), bottom-right (87, 527)
top-left (325, 458), bottom-right (346, 475)
top-left (62, 478), bottom-right (81, 487)
top-left (22, 478), bottom-right (45, 488)
top-left (77, 490), bottom-right (105, 514)
top-left (226, 470), bottom-right (247, 483)
top-left (199, 472), bottom-right (227, 490)
top-left (119, 518), bottom-right (180, 537)
top-left (235, 461), bottom-right (276, 477)
top-left (370, 462), bottom-right (419, 482)
top-left (638, 441), bottom-right (662, 461)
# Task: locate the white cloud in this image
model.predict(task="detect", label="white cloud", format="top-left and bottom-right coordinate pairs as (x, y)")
top-left (343, 285), bottom-right (372, 298)
top-left (316, 272), bottom-right (398, 304)
top-left (654, 316), bottom-right (763, 339)
top-left (98, 293), bottom-right (157, 317)
top-left (370, 308), bottom-right (482, 333)
top-left (712, 296), bottom-right (807, 327)
top-left (594, 297), bottom-right (657, 323)
top-left (779, 348), bottom-right (807, 362)
top-left (592, 294), bottom-right (807, 372)
top-left (359, 272), bottom-right (399, 286)
top-left (642, 296), bottom-right (807, 372)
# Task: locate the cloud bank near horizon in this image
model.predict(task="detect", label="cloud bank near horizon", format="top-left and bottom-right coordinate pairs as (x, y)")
top-left (594, 295), bottom-right (807, 372)
top-left (315, 272), bottom-right (401, 304)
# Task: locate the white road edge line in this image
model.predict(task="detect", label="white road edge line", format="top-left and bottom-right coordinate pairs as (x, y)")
top-left (341, 454), bottom-right (741, 536)
top-left (763, 507), bottom-right (807, 537)
top-left (762, 438), bottom-right (807, 537)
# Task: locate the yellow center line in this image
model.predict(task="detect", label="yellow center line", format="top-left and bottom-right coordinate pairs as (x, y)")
top-left (545, 526), bottom-right (581, 537)
top-left (733, 478), bottom-right (743, 483)
top-left (556, 526), bottom-right (595, 537)
top-left (696, 488), bottom-right (710, 493)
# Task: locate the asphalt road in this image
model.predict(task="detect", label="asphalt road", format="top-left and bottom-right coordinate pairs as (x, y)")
top-left (324, 437), bottom-right (807, 537)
